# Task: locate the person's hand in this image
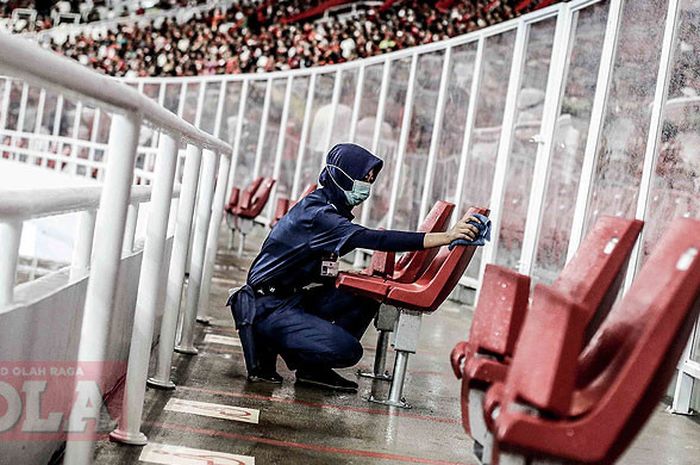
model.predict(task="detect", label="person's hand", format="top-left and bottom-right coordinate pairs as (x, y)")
top-left (447, 215), bottom-right (482, 243)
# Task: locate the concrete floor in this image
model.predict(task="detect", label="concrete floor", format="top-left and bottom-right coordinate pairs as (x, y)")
top-left (89, 227), bottom-right (700, 465)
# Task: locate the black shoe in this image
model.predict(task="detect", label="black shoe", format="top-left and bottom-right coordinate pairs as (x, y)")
top-left (296, 369), bottom-right (359, 392)
top-left (247, 368), bottom-right (283, 384)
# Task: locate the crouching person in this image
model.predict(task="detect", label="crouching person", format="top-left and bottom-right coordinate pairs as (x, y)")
top-left (227, 143), bottom-right (480, 392)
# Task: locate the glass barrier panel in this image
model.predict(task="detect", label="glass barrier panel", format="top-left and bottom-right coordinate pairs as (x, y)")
top-left (279, 76), bottom-right (310, 200)
top-left (199, 81), bottom-right (223, 135)
top-left (331, 68), bottom-right (358, 143)
top-left (366, 57), bottom-right (411, 229)
top-left (182, 82), bottom-right (200, 125)
top-left (583, 0), bottom-right (669, 232)
top-left (461, 30), bottom-right (518, 278)
top-left (353, 63), bottom-right (384, 147)
top-left (221, 80), bottom-right (243, 143)
top-left (163, 82), bottom-right (182, 114)
top-left (394, 51), bottom-right (445, 230)
top-left (532, 2), bottom-right (609, 283)
top-left (143, 83), bottom-right (161, 101)
top-left (494, 17), bottom-right (557, 271)
top-left (259, 79), bottom-right (287, 179)
top-left (429, 41), bottom-right (478, 209)
top-left (233, 79), bottom-right (267, 188)
top-left (300, 73), bottom-right (336, 189)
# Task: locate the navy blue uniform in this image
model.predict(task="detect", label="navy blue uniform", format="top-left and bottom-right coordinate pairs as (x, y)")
top-left (228, 144), bottom-right (425, 375)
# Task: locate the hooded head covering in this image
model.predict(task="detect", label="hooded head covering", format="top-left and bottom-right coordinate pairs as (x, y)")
top-left (319, 143), bottom-right (383, 212)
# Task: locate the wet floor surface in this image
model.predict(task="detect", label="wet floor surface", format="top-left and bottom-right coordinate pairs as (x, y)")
top-left (92, 226), bottom-right (700, 465)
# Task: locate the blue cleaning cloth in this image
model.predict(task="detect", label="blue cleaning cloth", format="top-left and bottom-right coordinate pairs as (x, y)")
top-left (448, 213), bottom-right (492, 249)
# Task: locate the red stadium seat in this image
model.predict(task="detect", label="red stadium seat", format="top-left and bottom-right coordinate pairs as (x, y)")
top-left (270, 183), bottom-right (317, 228)
top-left (452, 216), bottom-right (642, 461)
top-left (338, 206), bottom-right (489, 408)
top-left (339, 200), bottom-right (455, 381)
top-left (389, 200), bottom-right (457, 281)
top-left (483, 218), bottom-right (700, 465)
top-left (233, 177), bottom-right (276, 219)
top-left (226, 177), bottom-right (276, 255)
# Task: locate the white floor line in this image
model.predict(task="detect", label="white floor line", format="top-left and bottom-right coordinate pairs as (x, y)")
top-left (139, 443), bottom-right (255, 465)
top-left (164, 398), bottom-right (260, 424)
top-left (203, 334), bottom-right (241, 347)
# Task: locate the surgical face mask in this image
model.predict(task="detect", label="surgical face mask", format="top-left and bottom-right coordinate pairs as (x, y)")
top-left (327, 164), bottom-right (372, 206)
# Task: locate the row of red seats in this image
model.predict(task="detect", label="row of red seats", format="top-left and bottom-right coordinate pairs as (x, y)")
top-left (338, 201), bottom-right (489, 407)
top-left (451, 216), bottom-right (700, 464)
top-left (225, 177), bottom-right (276, 256)
top-left (225, 178), bottom-right (319, 255)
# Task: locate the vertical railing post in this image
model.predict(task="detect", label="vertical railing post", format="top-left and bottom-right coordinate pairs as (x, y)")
top-left (69, 209), bottom-right (97, 281)
top-left (478, 21), bottom-right (529, 281)
top-left (49, 94), bottom-right (63, 169)
top-left (196, 153), bottom-right (232, 323)
top-left (147, 143), bottom-right (203, 389)
top-left (11, 83), bottom-right (29, 160)
top-left (110, 132), bottom-right (179, 445)
top-left (565, 0), bottom-right (624, 261)
top-left (0, 79), bottom-right (11, 131)
top-left (519, 5), bottom-right (574, 276)
top-left (122, 202), bottom-right (139, 255)
top-left (0, 219), bottom-right (22, 308)
top-left (31, 88), bottom-right (46, 165)
top-left (386, 53), bottom-right (419, 229)
top-left (176, 148), bottom-right (219, 354)
top-left (623, 0), bottom-right (681, 291)
top-left (68, 101), bottom-right (83, 175)
top-left (63, 110), bottom-right (141, 465)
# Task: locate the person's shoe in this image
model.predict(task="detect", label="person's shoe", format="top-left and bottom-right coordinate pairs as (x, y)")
top-left (247, 368), bottom-right (283, 384)
top-left (295, 368), bottom-right (358, 392)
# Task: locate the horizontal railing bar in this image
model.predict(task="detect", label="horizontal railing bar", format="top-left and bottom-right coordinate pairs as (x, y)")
top-left (0, 128), bottom-right (162, 155)
top-left (0, 185), bottom-right (180, 221)
top-left (0, 144), bottom-right (157, 181)
top-left (0, 32), bottom-right (231, 155)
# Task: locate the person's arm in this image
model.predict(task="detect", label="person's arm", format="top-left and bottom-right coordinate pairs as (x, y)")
top-left (342, 215), bottom-right (482, 253)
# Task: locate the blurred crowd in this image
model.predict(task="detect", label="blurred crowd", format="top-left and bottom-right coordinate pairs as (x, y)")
top-left (41, 0), bottom-right (552, 77)
top-left (0, 0), bottom-right (203, 32)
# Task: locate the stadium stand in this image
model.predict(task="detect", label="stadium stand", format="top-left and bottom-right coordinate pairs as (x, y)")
top-left (40, 0), bottom-right (558, 76)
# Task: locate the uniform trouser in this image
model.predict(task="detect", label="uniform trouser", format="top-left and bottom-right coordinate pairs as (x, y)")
top-left (254, 285), bottom-right (380, 371)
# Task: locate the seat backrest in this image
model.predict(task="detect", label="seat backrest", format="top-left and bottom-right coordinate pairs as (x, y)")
top-left (246, 177), bottom-right (276, 217)
top-left (496, 218), bottom-right (700, 464)
top-left (225, 187), bottom-right (240, 213)
top-left (387, 206), bottom-right (489, 311)
top-left (469, 264), bottom-right (530, 358)
top-left (553, 216), bottom-right (643, 338)
top-left (239, 177), bottom-right (264, 210)
top-left (271, 197), bottom-right (290, 227)
top-left (393, 200), bottom-right (455, 283)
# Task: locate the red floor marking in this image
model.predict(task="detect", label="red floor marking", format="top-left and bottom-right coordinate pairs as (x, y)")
top-left (178, 385), bottom-right (460, 425)
top-left (149, 421), bottom-right (466, 465)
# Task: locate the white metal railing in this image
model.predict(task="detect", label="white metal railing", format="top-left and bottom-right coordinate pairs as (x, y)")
top-left (0, 30), bottom-right (233, 465)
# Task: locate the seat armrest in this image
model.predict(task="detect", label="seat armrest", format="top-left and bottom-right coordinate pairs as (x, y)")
top-left (368, 251), bottom-right (396, 277)
top-left (450, 341), bottom-right (471, 379)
